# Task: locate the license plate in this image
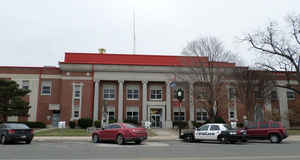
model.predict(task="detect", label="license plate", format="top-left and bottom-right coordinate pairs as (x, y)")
top-left (21, 136), bottom-right (26, 138)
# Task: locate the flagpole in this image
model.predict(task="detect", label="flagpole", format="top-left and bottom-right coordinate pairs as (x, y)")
top-left (133, 8), bottom-right (136, 54)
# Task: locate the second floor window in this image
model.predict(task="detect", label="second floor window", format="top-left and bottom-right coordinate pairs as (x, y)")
top-left (287, 90), bottom-right (296, 100)
top-left (127, 86), bottom-right (139, 100)
top-left (22, 80), bottom-right (29, 90)
top-left (41, 81), bottom-right (52, 96)
top-left (150, 87), bottom-right (162, 100)
top-left (229, 88), bottom-right (235, 99)
top-left (74, 85), bottom-right (81, 98)
top-left (103, 85), bottom-right (115, 100)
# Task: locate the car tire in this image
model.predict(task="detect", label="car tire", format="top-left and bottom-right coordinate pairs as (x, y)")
top-left (135, 140), bottom-right (142, 144)
top-left (219, 137), bottom-right (227, 144)
top-left (92, 134), bottom-right (100, 143)
top-left (270, 134), bottom-right (281, 143)
top-left (1, 136), bottom-right (7, 145)
top-left (184, 135), bottom-right (193, 143)
top-left (116, 134), bottom-right (124, 145)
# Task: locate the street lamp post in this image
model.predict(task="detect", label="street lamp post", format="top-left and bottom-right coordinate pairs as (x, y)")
top-left (176, 88), bottom-right (184, 138)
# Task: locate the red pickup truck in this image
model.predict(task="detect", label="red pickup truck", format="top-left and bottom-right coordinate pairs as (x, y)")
top-left (245, 121), bottom-right (288, 143)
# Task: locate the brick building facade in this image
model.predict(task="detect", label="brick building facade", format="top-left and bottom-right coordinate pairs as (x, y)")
top-left (0, 52), bottom-right (298, 128)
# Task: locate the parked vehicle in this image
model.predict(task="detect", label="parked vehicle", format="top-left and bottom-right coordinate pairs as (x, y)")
top-left (181, 123), bottom-right (247, 144)
top-left (0, 123), bottom-right (34, 144)
top-left (92, 123), bottom-right (147, 145)
top-left (245, 121), bottom-right (288, 143)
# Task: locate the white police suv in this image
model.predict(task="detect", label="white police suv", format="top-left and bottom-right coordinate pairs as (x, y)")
top-left (194, 123), bottom-right (228, 141)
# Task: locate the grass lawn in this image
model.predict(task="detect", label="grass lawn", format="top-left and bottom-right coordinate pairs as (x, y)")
top-left (35, 128), bottom-right (90, 136)
top-left (35, 128), bottom-right (158, 137)
top-left (288, 130), bottom-right (300, 135)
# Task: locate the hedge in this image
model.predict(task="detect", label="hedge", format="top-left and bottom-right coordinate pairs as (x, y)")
top-left (78, 118), bottom-right (93, 129)
top-left (94, 120), bottom-right (101, 128)
top-left (69, 121), bottom-right (76, 129)
top-left (173, 121), bottom-right (189, 129)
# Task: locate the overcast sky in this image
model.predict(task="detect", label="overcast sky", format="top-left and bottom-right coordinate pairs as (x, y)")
top-left (1, 0), bottom-right (299, 67)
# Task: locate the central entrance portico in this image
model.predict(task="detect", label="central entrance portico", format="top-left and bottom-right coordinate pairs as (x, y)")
top-left (148, 105), bottom-right (165, 128)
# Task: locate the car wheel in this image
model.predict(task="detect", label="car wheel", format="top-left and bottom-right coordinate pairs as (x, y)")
top-left (184, 135), bottom-right (192, 143)
top-left (135, 140), bottom-right (142, 144)
top-left (116, 134), bottom-right (124, 145)
top-left (1, 136), bottom-right (7, 145)
top-left (92, 134), bottom-right (100, 143)
top-left (219, 137), bottom-right (227, 144)
top-left (270, 134), bottom-right (281, 143)
top-left (25, 140), bottom-right (31, 144)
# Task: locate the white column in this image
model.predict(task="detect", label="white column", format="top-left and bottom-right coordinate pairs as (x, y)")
top-left (165, 81), bottom-right (172, 128)
top-left (118, 80), bottom-right (124, 122)
top-left (189, 82), bottom-right (194, 122)
top-left (142, 81), bottom-right (148, 124)
top-left (276, 87), bottom-right (290, 128)
top-left (93, 81), bottom-right (99, 121)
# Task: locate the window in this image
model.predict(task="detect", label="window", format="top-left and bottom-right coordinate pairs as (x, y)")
top-left (247, 122), bottom-right (257, 129)
top-left (197, 87), bottom-right (208, 99)
top-left (74, 85), bottom-right (81, 98)
top-left (22, 80), bottom-right (29, 90)
top-left (196, 108), bottom-right (208, 121)
top-left (73, 105), bottom-right (80, 119)
top-left (199, 125), bottom-right (209, 131)
top-left (229, 88), bottom-right (235, 99)
top-left (271, 122), bottom-right (280, 128)
top-left (108, 112), bottom-right (115, 121)
top-left (111, 124), bottom-right (121, 129)
top-left (103, 85), bottom-right (115, 100)
top-left (174, 112), bottom-right (185, 121)
top-left (210, 125), bottom-right (220, 131)
top-left (259, 122), bottom-right (269, 128)
top-left (287, 90), bottom-right (296, 100)
top-left (126, 107), bottom-right (139, 121)
top-left (127, 86), bottom-right (139, 100)
top-left (41, 81), bottom-right (52, 95)
top-left (230, 111), bottom-right (235, 119)
top-left (150, 87), bottom-right (162, 100)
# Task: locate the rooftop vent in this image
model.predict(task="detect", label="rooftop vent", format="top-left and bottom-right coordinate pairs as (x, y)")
top-left (98, 48), bottom-right (106, 54)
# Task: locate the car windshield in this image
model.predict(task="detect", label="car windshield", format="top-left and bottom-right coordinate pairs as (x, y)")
top-left (125, 124), bottom-right (137, 128)
top-left (223, 124), bottom-right (230, 130)
top-left (6, 123), bottom-right (29, 129)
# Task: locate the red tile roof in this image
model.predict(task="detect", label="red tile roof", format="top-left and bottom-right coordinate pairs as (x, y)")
top-left (61, 52), bottom-right (235, 67)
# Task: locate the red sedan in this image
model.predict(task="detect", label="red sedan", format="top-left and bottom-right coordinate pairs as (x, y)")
top-left (92, 123), bottom-right (147, 145)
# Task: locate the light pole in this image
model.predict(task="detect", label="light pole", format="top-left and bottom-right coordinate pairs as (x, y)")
top-left (176, 88), bottom-right (184, 138)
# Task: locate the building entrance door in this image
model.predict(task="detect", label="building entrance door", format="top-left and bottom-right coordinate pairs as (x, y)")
top-left (52, 111), bottom-right (60, 127)
top-left (150, 109), bottom-right (162, 128)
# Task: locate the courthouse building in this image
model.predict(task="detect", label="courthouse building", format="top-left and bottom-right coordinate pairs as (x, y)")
top-left (0, 52), bottom-right (298, 128)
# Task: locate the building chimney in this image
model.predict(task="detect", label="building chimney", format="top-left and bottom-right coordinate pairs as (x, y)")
top-left (98, 48), bottom-right (106, 54)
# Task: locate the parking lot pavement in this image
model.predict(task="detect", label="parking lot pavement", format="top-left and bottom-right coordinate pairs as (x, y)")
top-left (94, 142), bottom-right (169, 147)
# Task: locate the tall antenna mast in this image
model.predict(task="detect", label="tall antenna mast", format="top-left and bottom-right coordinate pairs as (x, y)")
top-left (133, 9), bottom-right (136, 54)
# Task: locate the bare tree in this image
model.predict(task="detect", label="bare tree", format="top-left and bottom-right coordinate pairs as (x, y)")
top-left (231, 68), bottom-right (275, 121)
top-left (176, 36), bottom-right (238, 122)
top-left (242, 14), bottom-right (300, 94)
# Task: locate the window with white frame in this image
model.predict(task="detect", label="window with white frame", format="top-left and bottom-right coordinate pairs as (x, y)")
top-left (287, 90), bottom-right (296, 100)
top-left (73, 105), bottom-right (80, 118)
top-left (127, 85), bottom-right (139, 100)
top-left (196, 87), bottom-right (208, 99)
top-left (173, 107), bottom-right (185, 121)
top-left (228, 106), bottom-right (236, 120)
top-left (103, 85), bottom-right (115, 100)
top-left (150, 86), bottom-right (162, 100)
top-left (74, 84), bottom-right (81, 98)
top-left (22, 80), bottom-right (29, 90)
top-left (126, 106), bottom-right (139, 121)
top-left (41, 81), bottom-right (52, 95)
top-left (196, 108), bottom-right (208, 121)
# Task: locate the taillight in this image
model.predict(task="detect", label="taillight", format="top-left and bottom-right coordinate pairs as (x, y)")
top-left (8, 129), bottom-right (16, 134)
